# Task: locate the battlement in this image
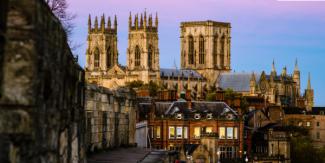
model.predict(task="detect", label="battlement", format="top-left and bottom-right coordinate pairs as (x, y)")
top-left (88, 14), bottom-right (117, 34)
top-left (129, 11), bottom-right (158, 32)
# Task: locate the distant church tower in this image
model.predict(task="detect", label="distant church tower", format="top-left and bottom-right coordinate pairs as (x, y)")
top-left (180, 21), bottom-right (231, 85)
top-left (85, 14), bottom-right (118, 71)
top-left (126, 11), bottom-right (160, 83)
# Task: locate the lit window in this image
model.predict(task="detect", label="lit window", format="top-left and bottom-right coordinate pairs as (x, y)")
top-left (219, 127), bottom-right (226, 139)
top-left (306, 121), bottom-right (311, 127)
top-left (227, 127), bottom-right (233, 139)
top-left (169, 126), bottom-right (175, 139)
top-left (184, 127), bottom-right (188, 139)
top-left (206, 127), bottom-right (213, 133)
top-left (234, 127), bottom-right (238, 139)
top-left (298, 122), bottom-right (302, 126)
top-left (176, 127), bottom-right (183, 139)
top-left (156, 126), bottom-right (161, 138)
top-left (194, 127), bottom-right (201, 138)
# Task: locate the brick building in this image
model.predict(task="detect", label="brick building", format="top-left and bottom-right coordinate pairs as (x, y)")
top-left (137, 97), bottom-right (244, 162)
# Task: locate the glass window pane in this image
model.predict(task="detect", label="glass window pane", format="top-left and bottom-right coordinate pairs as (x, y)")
top-left (227, 127), bottom-right (233, 139)
top-left (206, 127), bottom-right (213, 133)
top-left (219, 127), bottom-right (225, 139)
top-left (156, 126), bottom-right (161, 138)
top-left (234, 127), bottom-right (238, 139)
top-left (176, 127), bottom-right (183, 139)
top-left (184, 127), bottom-right (188, 139)
top-left (169, 126), bottom-right (175, 139)
top-left (194, 127), bottom-right (201, 138)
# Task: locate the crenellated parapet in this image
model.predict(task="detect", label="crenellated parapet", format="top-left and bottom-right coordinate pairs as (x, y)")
top-left (88, 14), bottom-right (117, 34)
top-left (128, 11), bottom-right (158, 32)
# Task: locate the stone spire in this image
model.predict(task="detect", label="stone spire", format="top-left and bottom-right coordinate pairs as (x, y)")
top-left (144, 10), bottom-right (147, 30)
top-left (94, 16), bottom-right (98, 32)
top-left (140, 14), bottom-right (143, 28)
top-left (134, 14), bottom-right (138, 30)
top-left (294, 58), bottom-right (299, 71)
top-left (114, 15), bottom-right (117, 31)
top-left (100, 14), bottom-right (105, 32)
top-left (88, 14), bottom-right (92, 32)
top-left (129, 12), bottom-right (132, 29)
top-left (148, 14), bottom-right (152, 27)
top-left (107, 16), bottom-right (111, 29)
top-left (307, 72), bottom-right (312, 90)
top-left (250, 72), bottom-right (256, 95)
top-left (271, 59), bottom-right (277, 76)
top-left (155, 12), bottom-right (158, 28)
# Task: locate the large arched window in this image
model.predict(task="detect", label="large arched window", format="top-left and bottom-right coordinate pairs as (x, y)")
top-left (135, 46), bottom-right (141, 67)
top-left (220, 35), bottom-right (225, 67)
top-left (94, 47), bottom-right (100, 68)
top-left (148, 45), bottom-right (153, 69)
top-left (199, 35), bottom-right (205, 64)
top-left (188, 36), bottom-right (194, 65)
top-left (106, 46), bottom-right (112, 68)
top-left (213, 34), bottom-right (218, 66)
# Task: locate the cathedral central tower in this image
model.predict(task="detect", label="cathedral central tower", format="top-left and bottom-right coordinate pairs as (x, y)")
top-left (180, 21), bottom-right (231, 85)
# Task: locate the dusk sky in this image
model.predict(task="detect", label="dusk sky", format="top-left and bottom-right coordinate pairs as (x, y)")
top-left (67, 0), bottom-right (325, 105)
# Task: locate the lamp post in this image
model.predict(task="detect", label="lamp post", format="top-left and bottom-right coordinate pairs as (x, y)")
top-left (217, 151), bottom-right (220, 163)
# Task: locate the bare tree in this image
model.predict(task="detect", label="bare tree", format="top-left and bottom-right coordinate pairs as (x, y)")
top-left (45, 0), bottom-right (81, 53)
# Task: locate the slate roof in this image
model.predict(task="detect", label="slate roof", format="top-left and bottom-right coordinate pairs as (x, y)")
top-left (160, 68), bottom-right (205, 80)
top-left (218, 72), bottom-right (261, 92)
top-left (164, 100), bottom-right (237, 119)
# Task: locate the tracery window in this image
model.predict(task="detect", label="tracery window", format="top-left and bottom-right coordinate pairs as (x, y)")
top-left (188, 36), bottom-right (194, 65)
top-left (94, 47), bottom-right (100, 68)
top-left (220, 35), bottom-right (225, 67)
top-left (107, 46), bottom-right (112, 68)
top-left (135, 45), bottom-right (141, 67)
top-left (213, 35), bottom-right (218, 66)
top-left (199, 35), bottom-right (205, 64)
top-left (148, 45), bottom-right (153, 69)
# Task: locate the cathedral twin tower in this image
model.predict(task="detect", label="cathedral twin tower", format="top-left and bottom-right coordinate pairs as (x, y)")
top-left (85, 12), bottom-right (160, 86)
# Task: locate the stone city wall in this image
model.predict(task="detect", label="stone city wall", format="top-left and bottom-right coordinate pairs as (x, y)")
top-left (85, 84), bottom-right (137, 152)
top-left (0, 0), bottom-right (86, 162)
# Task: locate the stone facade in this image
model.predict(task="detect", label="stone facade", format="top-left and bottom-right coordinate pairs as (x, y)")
top-left (85, 84), bottom-right (137, 152)
top-left (180, 21), bottom-right (231, 84)
top-left (126, 12), bottom-right (160, 83)
top-left (0, 0), bottom-right (86, 162)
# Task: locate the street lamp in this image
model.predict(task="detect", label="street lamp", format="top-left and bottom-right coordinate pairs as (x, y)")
top-left (217, 151), bottom-right (220, 163)
top-left (245, 156), bottom-right (248, 162)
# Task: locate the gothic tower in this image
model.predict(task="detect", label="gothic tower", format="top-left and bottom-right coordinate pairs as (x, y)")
top-left (126, 11), bottom-right (160, 83)
top-left (85, 14), bottom-right (118, 71)
top-left (305, 73), bottom-right (314, 111)
top-left (293, 59), bottom-right (301, 96)
top-left (180, 21), bottom-right (231, 85)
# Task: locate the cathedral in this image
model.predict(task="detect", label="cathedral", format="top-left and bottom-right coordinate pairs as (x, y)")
top-left (85, 12), bottom-right (314, 109)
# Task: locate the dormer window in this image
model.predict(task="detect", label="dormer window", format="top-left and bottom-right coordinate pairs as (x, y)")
top-left (176, 113), bottom-right (183, 119)
top-left (226, 113), bottom-right (234, 120)
top-left (194, 113), bottom-right (201, 120)
top-left (207, 113), bottom-right (213, 119)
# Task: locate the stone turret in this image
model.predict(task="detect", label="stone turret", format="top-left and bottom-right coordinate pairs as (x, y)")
top-left (250, 72), bottom-right (256, 95)
top-left (305, 73), bottom-right (314, 111)
top-left (271, 59), bottom-right (277, 77)
top-left (129, 12), bottom-right (158, 32)
top-left (88, 14), bottom-right (117, 34)
top-left (293, 59), bottom-right (301, 96)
